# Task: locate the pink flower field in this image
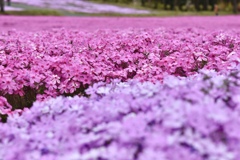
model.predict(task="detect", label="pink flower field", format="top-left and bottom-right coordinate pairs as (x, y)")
top-left (0, 16), bottom-right (240, 160)
top-left (0, 16), bottom-right (240, 32)
top-left (10, 0), bottom-right (150, 14)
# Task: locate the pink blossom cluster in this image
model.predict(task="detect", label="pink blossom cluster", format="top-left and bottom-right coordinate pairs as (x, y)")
top-left (0, 28), bottom-right (240, 110)
top-left (0, 67), bottom-right (240, 160)
top-left (0, 96), bottom-right (11, 114)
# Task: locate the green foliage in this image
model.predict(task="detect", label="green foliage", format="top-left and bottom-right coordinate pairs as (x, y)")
top-left (3, 87), bottom-right (37, 110)
top-left (0, 114), bottom-right (7, 123)
top-left (91, 0), bottom-right (239, 13)
top-left (102, 0), bottom-right (133, 3)
top-left (2, 9), bottom-right (62, 16)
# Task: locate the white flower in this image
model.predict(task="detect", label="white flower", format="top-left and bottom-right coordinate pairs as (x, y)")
top-left (97, 86), bottom-right (111, 94)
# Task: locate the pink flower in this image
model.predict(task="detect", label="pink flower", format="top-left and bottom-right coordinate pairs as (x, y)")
top-left (0, 96), bottom-right (12, 115)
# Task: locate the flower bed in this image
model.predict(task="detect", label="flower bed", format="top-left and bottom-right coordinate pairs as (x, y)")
top-left (0, 28), bottom-right (239, 110)
top-left (0, 68), bottom-right (240, 160)
top-left (0, 18), bottom-right (240, 159)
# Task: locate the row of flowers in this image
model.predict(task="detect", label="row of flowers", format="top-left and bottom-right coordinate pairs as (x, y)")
top-left (0, 28), bottom-right (239, 110)
top-left (0, 66), bottom-right (240, 160)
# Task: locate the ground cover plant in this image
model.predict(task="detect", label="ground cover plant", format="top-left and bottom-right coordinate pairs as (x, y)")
top-left (0, 27), bottom-right (239, 109)
top-left (0, 16), bottom-right (240, 160)
top-left (1, 68), bottom-right (240, 160)
top-left (1, 16), bottom-right (240, 32)
top-left (8, 0), bottom-right (150, 14)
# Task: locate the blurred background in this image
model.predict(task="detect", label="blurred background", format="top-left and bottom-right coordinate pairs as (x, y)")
top-left (0, 0), bottom-right (239, 16)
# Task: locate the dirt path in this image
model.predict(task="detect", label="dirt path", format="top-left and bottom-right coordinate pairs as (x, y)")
top-left (11, 0), bottom-right (150, 14)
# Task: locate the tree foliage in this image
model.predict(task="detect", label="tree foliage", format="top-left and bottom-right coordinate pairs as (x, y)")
top-left (0, 0), bottom-right (11, 12)
top-left (100, 0), bottom-right (239, 13)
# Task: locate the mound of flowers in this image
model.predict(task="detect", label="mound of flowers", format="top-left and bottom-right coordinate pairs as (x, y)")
top-left (0, 26), bottom-right (240, 160)
top-left (0, 67), bottom-right (240, 160)
top-left (0, 28), bottom-right (240, 110)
